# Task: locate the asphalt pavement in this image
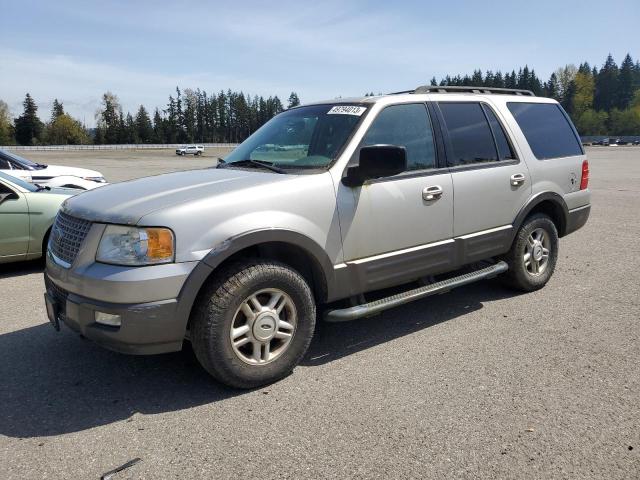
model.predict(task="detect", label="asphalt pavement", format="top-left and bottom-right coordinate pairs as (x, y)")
top-left (1, 147), bottom-right (638, 479)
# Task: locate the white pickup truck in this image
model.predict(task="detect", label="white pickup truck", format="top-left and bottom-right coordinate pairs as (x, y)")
top-left (175, 145), bottom-right (204, 156)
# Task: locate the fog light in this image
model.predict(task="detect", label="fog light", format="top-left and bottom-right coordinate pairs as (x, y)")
top-left (95, 311), bottom-right (121, 327)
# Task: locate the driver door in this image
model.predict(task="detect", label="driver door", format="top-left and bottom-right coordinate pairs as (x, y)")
top-left (336, 103), bottom-right (455, 292)
top-left (0, 181), bottom-right (30, 262)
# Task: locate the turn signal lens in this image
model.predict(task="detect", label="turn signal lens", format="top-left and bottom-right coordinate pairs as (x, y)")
top-left (580, 160), bottom-right (589, 190)
top-left (146, 228), bottom-right (174, 260)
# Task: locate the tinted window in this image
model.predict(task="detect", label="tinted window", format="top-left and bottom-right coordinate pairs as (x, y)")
top-left (482, 105), bottom-right (516, 160)
top-left (0, 150), bottom-right (38, 169)
top-left (362, 103), bottom-right (436, 171)
top-left (439, 102), bottom-right (498, 166)
top-left (507, 102), bottom-right (582, 159)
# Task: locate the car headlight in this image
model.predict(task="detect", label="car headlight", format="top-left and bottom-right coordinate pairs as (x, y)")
top-left (96, 225), bottom-right (175, 266)
top-left (84, 176), bottom-right (106, 183)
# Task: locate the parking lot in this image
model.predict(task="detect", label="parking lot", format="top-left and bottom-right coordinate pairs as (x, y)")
top-left (1, 147), bottom-right (638, 479)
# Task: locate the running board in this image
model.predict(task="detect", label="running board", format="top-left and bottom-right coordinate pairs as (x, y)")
top-left (324, 261), bottom-right (508, 322)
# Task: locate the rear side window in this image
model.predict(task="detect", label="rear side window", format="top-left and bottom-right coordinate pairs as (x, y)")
top-left (481, 105), bottom-right (516, 160)
top-left (362, 103), bottom-right (436, 171)
top-left (438, 102), bottom-right (498, 166)
top-left (507, 102), bottom-right (582, 159)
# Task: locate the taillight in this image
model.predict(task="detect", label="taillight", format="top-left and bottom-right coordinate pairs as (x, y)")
top-left (580, 160), bottom-right (589, 190)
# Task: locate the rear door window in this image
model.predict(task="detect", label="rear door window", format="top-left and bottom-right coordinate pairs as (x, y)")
top-left (507, 102), bottom-right (583, 159)
top-left (362, 103), bottom-right (437, 171)
top-left (438, 102), bottom-right (498, 166)
top-left (481, 105), bottom-right (516, 160)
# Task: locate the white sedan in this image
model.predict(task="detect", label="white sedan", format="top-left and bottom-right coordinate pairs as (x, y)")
top-left (0, 149), bottom-right (107, 190)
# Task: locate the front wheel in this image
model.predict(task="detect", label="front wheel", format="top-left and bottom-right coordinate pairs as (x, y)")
top-left (190, 260), bottom-right (316, 388)
top-left (501, 213), bottom-right (559, 292)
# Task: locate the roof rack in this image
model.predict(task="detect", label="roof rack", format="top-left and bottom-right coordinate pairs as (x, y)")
top-left (412, 85), bottom-right (535, 96)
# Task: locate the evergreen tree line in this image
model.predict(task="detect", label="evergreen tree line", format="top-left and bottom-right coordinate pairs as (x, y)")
top-left (1, 52), bottom-right (639, 146)
top-left (0, 89), bottom-right (301, 146)
top-left (427, 53), bottom-right (640, 136)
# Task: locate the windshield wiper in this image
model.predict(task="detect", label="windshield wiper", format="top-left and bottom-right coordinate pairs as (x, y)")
top-left (34, 183), bottom-right (51, 191)
top-left (220, 159), bottom-right (286, 174)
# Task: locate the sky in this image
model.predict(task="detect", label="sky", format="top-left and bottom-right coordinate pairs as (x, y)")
top-left (1, 0), bottom-right (638, 126)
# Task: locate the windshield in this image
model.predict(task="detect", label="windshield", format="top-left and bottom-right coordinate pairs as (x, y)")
top-left (224, 104), bottom-right (367, 170)
top-left (0, 149), bottom-right (40, 170)
top-left (0, 171), bottom-right (38, 192)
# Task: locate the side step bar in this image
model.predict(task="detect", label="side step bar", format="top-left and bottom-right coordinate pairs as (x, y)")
top-left (324, 261), bottom-right (508, 322)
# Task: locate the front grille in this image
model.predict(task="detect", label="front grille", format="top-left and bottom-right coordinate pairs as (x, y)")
top-left (48, 211), bottom-right (92, 266)
top-left (45, 275), bottom-right (68, 316)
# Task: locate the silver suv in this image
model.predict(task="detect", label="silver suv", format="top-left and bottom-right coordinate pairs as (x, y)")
top-left (44, 86), bottom-right (591, 388)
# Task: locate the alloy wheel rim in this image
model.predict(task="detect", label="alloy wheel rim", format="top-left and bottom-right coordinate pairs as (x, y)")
top-left (524, 227), bottom-right (550, 276)
top-left (230, 288), bottom-right (297, 365)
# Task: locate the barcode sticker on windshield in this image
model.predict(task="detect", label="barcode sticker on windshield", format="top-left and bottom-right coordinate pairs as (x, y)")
top-left (327, 105), bottom-right (367, 116)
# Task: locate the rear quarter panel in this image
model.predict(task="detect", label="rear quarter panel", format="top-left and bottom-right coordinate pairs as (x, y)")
top-left (494, 97), bottom-right (590, 207)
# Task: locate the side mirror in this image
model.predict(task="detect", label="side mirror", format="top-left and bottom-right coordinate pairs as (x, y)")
top-left (0, 192), bottom-right (19, 206)
top-left (342, 145), bottom-right (407, 187)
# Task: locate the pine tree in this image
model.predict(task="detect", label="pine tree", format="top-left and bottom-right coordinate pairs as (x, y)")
top-left (544, 72), bottom-right (559, 99)
top-left (14, 93), bottom-right (44, 145)
top-left (471, 70), bottom-right (483, 86)
top-left (594, 54), bottom-right (619, 112)
top-left (287, 92), bottom-right (301, 109)
top-left (618, 53), bottom-right (635, 110)
top-left (97, 92), bottom-right (122, 144)
top-left (152, 108), bottom-right (165, 143)
top-left (51, 99), bottom-right (64, 122)
top-left (135, 105), bottom-right (153, 143)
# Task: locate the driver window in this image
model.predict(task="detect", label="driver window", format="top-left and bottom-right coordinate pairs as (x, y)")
top-left (362, 103), bottom-right (437, 171)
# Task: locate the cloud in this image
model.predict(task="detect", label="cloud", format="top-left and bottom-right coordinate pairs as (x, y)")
top-left (0, 48), bottom-right (303, 126)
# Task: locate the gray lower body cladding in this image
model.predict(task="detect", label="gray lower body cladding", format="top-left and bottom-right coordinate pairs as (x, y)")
top-left (45, 273), bottom-right (183, 354)
top-left (565, 204), bottom-right (591, 236)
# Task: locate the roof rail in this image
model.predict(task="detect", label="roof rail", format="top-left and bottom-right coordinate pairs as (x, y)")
top-left (412, 85), bottom-right (535, 96)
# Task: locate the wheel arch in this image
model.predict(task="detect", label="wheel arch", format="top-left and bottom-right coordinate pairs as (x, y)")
top-left (511, 192), bottom-right (569, 241)
top-left (176, 229), bottom-right (334, 334)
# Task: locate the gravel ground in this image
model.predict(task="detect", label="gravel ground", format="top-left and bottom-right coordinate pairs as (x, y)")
top-left (0, 147), bottom-right (638, 479)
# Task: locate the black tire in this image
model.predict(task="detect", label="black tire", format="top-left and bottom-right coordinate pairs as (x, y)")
top-left (501, 213), bottom-right (559, 292)
top-left (190, 259), bottom-right (316, 389)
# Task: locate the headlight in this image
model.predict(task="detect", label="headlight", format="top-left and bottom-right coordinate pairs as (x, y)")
top-left (84, 176), bottom-right (106, 183)
top-left (96, 225), bottom-right (175, 266)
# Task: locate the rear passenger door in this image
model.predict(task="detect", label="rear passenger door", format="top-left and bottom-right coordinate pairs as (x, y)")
top-left (435, 101), bottom-right (531, 261)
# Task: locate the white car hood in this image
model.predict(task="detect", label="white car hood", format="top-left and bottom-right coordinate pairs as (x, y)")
top-left (31, 164), bottom-right (102, 178)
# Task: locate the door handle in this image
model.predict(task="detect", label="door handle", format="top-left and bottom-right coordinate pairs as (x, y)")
top-left (510, 173), bottom-right (526, 186)
top-left (422, 185), bottom-right (443, 201)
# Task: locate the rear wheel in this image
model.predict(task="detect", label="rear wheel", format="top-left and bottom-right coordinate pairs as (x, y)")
top-left (501, 213), bottom-right (558, 291)
top-left (190, 260), bottom-right (316, 389)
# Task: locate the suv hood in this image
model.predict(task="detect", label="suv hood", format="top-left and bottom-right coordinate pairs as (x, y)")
top-left (62, 168), bottom-right (293, 224)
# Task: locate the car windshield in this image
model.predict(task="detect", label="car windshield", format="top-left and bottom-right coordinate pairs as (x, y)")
top-left (0, 171), bottom-right (38, 192)
top-left (223, 104), bottom-right (368, 170)
top-left (0, 149), bottom-right (41, 170)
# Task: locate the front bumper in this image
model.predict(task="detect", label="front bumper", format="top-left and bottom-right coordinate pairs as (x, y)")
top-left (45, 274), bottom-right (183, 354)
top-left (45, 251), bottom-right (202, 355)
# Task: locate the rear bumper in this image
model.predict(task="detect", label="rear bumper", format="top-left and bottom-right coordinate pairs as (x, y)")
top-left (45, 274), bottom-right (184, 354)
top-left (565, 204), bottom-right (591, 236)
